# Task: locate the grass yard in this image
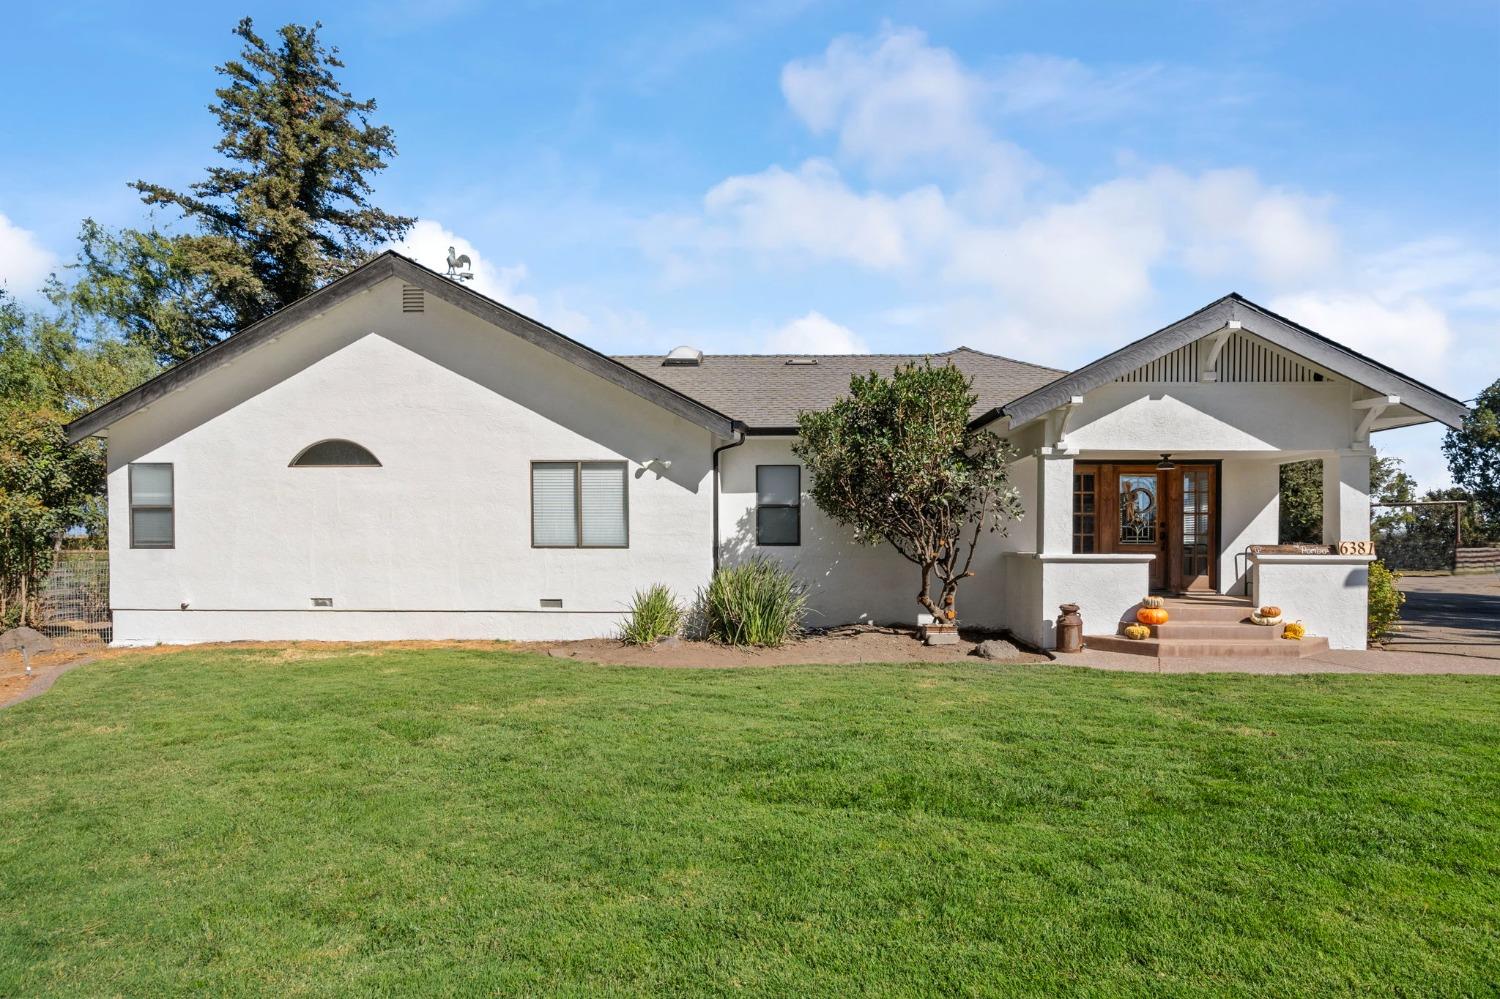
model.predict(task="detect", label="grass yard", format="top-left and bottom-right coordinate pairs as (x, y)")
top-left (1, 648), bottom-right (1497, 997)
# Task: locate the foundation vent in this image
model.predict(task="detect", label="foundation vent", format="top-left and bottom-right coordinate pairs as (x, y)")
top-left (401, 285), bottom-right (425, 313)
top-left (311, 597), bottom-right (333, 607)
top-left (539, 598), bottom-right (564, 609)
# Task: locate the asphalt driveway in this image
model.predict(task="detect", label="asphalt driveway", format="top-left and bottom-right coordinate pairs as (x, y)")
top-left (1386, 573), bottom-right (1500, 660)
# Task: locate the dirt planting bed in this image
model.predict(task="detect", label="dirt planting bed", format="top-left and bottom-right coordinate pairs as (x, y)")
top-left (534, 624), bottom-right (1049, 668)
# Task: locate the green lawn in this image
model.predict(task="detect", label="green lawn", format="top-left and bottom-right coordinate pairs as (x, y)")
top-left (1, 649), bottom-right (1497, 997)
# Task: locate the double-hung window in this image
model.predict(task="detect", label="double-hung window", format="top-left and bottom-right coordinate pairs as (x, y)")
top-left (531, 461), bottom-right (629, 548)
top-left (129, 463), bottom-right (175, 549)
top-left (755, 465), bottom-right (800, 546)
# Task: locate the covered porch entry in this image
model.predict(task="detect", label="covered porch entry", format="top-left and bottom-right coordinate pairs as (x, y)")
top-left (986, 294), bottom-right (1468, 653)
top-left (1072, 458), bottom-right (1218, 593)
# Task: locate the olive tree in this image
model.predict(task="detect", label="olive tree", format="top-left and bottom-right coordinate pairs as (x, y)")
top-left (794, 361), bottom-right (1023, 622)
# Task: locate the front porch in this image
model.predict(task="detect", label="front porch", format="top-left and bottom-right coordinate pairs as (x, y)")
top-left (1000, 447), bottom-right (1377, 651)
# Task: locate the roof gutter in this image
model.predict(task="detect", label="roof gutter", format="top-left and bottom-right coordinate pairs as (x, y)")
top-left (711, 422), bottom-right (748, 571)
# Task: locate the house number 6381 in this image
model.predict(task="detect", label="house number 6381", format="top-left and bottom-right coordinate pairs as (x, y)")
top-left (1338, 540), bottom-right (1376, 556)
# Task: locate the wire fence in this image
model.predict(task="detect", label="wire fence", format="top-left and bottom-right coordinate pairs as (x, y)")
top-left (36, 550), bottom-right (112, 646)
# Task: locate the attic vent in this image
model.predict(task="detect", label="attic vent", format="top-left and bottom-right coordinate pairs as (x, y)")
top-left (785, 357), bottom-right (818, 365)
top-left (401, 285), bottom-right (424, 313)
top-left (663, 346), bottom-right (703, 367)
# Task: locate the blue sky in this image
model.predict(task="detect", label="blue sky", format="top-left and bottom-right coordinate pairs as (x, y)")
top-left (3, 1), bottom-right (1496, 485)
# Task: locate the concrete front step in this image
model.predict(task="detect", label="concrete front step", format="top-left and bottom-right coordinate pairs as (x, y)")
top-left (1154, 622), bottom-right (1286, 641)
top-left (1085, 633), bottom-right (1329, 658)
top-left (1153, 603), bottom-right (1255, 623)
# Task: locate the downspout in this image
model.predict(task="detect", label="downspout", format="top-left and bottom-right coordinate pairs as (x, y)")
top-left (712, 423), bottom-right (748, 571)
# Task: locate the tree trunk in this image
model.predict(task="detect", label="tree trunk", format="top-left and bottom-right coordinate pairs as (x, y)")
top-left (917, 562), bottom-right (943, 617)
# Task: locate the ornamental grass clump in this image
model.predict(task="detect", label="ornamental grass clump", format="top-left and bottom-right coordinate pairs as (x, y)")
top-left (701, 557), bottom-right (807, 647)
top-left (618, 584), bottom-right (684, 646)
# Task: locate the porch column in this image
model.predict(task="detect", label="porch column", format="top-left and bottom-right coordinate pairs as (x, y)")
top-left (1321, 447), bottom-right (1372, 545)
top-left (1034, 448), bottom-right (1075, 555)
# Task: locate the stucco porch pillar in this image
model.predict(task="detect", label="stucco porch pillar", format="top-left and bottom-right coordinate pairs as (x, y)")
top-left (1034, 448), bottom-right (1075, 556)
top-left (1321, 447), bottom-right (1372, 545)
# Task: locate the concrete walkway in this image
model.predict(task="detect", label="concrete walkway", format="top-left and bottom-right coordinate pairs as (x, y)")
top-left (1055, 572), bottom-right (1500, 675)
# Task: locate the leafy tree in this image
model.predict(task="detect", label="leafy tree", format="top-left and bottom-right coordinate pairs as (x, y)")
top-left (0, 293), bottom-right (157, 626)
top-left (1443, 378), bottom-right (1500, 541)
top-left (1280, 452), bottom-right (1412, 544)
top-left (56, 18), bottom-right (413, 363)
top-left (1278, 459), bottom-right (1323, 543)
top-left (47, 221), bottom-right (232, 364)
top-left (794, 362), bottom-right (1023, 622)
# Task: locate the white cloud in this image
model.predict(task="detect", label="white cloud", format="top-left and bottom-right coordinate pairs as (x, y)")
top-left (647, 22), bottom-right (1494, 457)
top-left (659, 27), bottom-right (1345, 347)
top-left (949, 174), bottom-right (1171, 328)
top-left (0, 212), bottom-right (58, 298)
top-left (765, 311), bottom-right (868, 354)
top-left (943, 168), bottom-right (1338, 333)
top-left (694, 159), bottom-right (953, 269)
top-left (780, 25), bottom-right (1039, 199)
top-left (1266, 290), bottom-right (1456, 386)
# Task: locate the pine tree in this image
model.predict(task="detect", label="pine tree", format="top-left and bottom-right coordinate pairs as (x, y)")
top-left (59, 18), bottom-right (413, 363)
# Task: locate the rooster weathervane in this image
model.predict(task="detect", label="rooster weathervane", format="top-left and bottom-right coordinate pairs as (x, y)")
top-left (445, 246), bottom-right (474, 282)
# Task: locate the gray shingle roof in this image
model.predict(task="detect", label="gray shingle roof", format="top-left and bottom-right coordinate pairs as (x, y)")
top-left (613, 347), bottom-right (1066, 429)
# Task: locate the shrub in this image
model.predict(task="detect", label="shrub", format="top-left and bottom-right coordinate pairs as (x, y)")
top-left (1368, 560), bottom-right (1405, 643)
top-left (619, 584), bottom-right (684, 646)
top-left (700, 557), bottom-right (807, 647)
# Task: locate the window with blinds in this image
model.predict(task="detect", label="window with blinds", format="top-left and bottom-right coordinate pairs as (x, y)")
top-left (531, 461), bottom-right (628, 548)
top-left (130, 462), bottom-right (175, 549)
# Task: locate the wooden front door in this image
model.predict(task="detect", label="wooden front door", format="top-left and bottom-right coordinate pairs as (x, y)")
top-left (1168, 466), bottom-right (1216, 592)
top-left (1114, 466), bottom-right (1167, 590)
top-left (1081, 463), bottom-right (1217, 592)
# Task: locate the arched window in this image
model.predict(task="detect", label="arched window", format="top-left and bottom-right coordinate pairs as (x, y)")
top-left (289, 440), bottom-right (382, 467)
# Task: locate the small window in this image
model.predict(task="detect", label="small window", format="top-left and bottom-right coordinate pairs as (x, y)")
top-left (532, 461), bottom-right (628, 548)
top-left (290, 440), bottom-right (381, 467)
top-left (130, 463), bottom-right (174, 549)
top-left (756, 465), bottom-right (800, 546)
top-left (1072, 470), bottom-right (1096, 554)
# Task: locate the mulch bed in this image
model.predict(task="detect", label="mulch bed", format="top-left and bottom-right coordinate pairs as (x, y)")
top-left (533, 624), bottom-right (1050, 668)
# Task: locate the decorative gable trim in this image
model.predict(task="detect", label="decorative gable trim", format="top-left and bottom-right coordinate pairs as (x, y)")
top-left (987, 294), bottom-right (1468, 430)
top-left (1114, 330), bottom-right (1335, 385)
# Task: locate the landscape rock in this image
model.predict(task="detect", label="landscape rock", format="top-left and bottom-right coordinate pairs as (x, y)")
top-left (973, 639), bottom-right (1021, 660)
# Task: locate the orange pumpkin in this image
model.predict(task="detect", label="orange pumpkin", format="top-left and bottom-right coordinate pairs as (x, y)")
top-left (1258, 605), bottom-right (1282, 618)
top-left (1136, 607), bottom-right (1169, 626)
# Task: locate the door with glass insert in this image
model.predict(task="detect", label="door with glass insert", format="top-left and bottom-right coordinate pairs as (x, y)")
top-left (1115, 467), bottom-right (1165, 590)
top-left (1169, 465), bottom-right (1216, 591)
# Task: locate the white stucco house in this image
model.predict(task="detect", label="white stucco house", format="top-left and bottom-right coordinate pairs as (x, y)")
top-left (66, 252), bottom-right (1469, 652)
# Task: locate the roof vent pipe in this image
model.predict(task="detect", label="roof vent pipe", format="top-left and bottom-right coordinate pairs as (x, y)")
top-left (663, 346), bottom-right (703, 367)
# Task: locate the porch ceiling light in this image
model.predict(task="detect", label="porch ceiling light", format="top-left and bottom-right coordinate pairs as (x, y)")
top-left (1156, 453), bottom-right (1176, 471)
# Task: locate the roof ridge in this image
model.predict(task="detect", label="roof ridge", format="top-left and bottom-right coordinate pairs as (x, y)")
top-left (613, 350), bottom-right (1064, 370)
